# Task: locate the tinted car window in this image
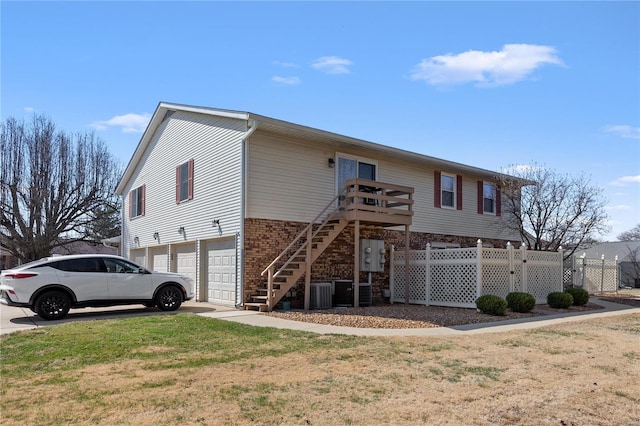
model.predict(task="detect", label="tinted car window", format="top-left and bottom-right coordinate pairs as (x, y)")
top-left (49, 258), bottom-right (106, 273)
top-left (103, 258), bottom-right (143, 274)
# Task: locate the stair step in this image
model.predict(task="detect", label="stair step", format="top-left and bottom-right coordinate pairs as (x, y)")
top-left (251, 295), bottom-right (268, 300)
top-left (245, 302), bottom-right (268, 312)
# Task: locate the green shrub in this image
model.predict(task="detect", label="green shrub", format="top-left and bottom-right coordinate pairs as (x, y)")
top-left (476, 294), bottom-right (508, 316)
top-left (547, 292), bottom-right (573, 309)
top-left (505, 292), bottom-right (536, 313)
top-left (565, 287), bottom-right (589, 306)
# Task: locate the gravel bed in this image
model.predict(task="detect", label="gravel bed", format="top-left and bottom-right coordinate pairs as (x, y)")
top-left (267, 302), bottom-right (604, 329)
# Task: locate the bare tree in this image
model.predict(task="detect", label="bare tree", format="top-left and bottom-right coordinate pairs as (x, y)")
top-left (617, 224), bottom-right (640, 241)
top-left (496, 164), bottom-right (609, 259)
top-left (1, 114), bottom-right (122, 263)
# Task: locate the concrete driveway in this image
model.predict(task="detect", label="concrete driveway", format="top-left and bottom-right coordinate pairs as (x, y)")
top-left (0, 301), bottom-right (236, 335)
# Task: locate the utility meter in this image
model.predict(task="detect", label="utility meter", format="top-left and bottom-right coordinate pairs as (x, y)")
top-left (360, 239), bottom-right (385, 272)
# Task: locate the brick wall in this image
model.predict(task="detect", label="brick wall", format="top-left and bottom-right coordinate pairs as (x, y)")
top-left (244, 218), bottom-right (511, 308)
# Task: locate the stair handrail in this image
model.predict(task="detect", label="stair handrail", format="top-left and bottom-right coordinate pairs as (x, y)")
top-left (261, 187), bottom-right (347, 277)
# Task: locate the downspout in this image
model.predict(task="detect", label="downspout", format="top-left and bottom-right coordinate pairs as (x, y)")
top-left (119, 194), bottom-right (125, 258)
top-left (237, 119), bottom-right (258, 308)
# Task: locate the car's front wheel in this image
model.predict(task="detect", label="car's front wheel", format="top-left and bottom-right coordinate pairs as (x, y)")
top-left (35, 290), bottom-right (71, 320)
top-left (155, 286), bottom-right (183, 311)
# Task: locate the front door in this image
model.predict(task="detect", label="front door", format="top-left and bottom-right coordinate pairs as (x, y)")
top-left (336, 154), bottom-right (377, 204)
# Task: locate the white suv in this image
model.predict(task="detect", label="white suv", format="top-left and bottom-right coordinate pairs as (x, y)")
top-left (0, 254), bottom-right (195, 320)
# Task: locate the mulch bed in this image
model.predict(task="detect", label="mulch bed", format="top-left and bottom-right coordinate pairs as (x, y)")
top-left (597, 292), bottom-right (640, 307)
top-left (267, 293), bottom-right (640, 329)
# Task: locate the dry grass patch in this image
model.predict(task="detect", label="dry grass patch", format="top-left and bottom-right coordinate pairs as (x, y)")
top-left (1, 312), bottom-right (639, 425)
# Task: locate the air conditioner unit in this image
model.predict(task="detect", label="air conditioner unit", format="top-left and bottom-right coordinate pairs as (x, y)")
top-left (358, 283), bottom-right (372, 307)
top-left (310, 282), bottom-right (332, 309)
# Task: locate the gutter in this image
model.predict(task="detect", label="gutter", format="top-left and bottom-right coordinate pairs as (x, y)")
top-left (237, 119), bottom-right (258, 309)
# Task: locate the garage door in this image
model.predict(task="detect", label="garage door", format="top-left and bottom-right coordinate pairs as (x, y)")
top-left (150, 247), bottom-right (168, 272)
top-left (174, 244), bottom-right (197, 283)
top-left (206, 240), bottom-right (236, 305)
top-left (130, 249), bottom-right (146, 268)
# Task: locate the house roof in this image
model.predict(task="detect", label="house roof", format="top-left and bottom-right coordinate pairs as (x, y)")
top-left (116, 101), bottom-right (532, 194)
top-left (576, 241), bottom-right (640, 262)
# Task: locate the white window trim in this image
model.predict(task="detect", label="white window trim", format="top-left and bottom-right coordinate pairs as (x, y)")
top-left (441, 172), bottom-right (457, 210)
top-left (131, 186), bottom-right (144, 218)
top-left (334, 152), bottom-right (379, 195)
top-left (483, 182), bottom-right (496, 216)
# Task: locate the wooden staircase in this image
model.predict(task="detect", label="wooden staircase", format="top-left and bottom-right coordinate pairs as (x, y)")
top-left (247, 178), bottom-right (414, 312)
top-left (246, 216), bottom-right (348, 311)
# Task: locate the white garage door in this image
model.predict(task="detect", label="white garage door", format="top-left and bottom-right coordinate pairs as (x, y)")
top-left (174, 244), bottom-right (197, 283)
top-left (206, 240), bottom-right (236, 305)
top-left (130, 249), bottom-right (146, 269)
top-left (150, 247), bottom-right (168, 272)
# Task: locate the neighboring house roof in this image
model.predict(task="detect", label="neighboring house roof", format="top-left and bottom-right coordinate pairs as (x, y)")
top-left (576, 241), bottom-right (640, 262)
top-left (116, 101), bottom-right (532, 194)
top-left (51, 240), bottom-right (118, 256)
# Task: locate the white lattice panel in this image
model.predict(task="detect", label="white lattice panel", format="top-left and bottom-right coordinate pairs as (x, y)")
top-left (481, 264), bottom-right (510, 297)
top-left (429, 264), bottom-right (478, 307)
top-left (526, 263), bottom-right (560, 302)
top-left (481, 248), bottom-right (509, 261)
top-left (512, 251), bottom-right (524, 292)
top-left (390, 245), bottom-right (565, 309)
top-left (430, 248), bottom-right (477, 262)
top-left (581, 259), bottom-right (618, 293)
top-left (527, 251), bottom-right (560, 263)
top-left (391, 253), bottom-right (427, 304)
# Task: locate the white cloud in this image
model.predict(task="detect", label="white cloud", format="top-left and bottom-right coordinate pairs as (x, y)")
top-left (272, 76), bottom-right (301, 85)
top-left (603, 125), bottom-right (640, 140)
top-left (90, 113), bottom-right (151, 133)
top-left (610, 175), bottom-right (640, 186)
top-left (410, 44), bottom-right (564, 88)
top-left (311, 56), bottom-right (353, 74)
top-left (24, 106), bottom-right (35, 112)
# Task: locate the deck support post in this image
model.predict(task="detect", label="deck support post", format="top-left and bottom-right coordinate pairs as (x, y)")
top-left (405, 224), bottom-right (410, 304)
top-left (304, 226), bottom-right (312, 310)
top-left (354, 220), bottom-right (360, 308)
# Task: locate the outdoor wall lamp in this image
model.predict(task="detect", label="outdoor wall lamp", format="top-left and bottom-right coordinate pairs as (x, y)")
top-left (133, 236), bottom-right (140, 245)
top-left (328, 158), bottom-right (335, 168)
top-left (178, 226), bottom-right (185, 235)
top-left (212, 219), bottom-right (220, 226)
top-left (153, 232), bottom-right (159, 241)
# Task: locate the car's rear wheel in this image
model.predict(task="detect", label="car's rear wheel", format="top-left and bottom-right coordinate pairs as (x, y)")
top-left (35, 290), bottom-right (71, 320)
top-left (155, 286), bottom-right (182, 311)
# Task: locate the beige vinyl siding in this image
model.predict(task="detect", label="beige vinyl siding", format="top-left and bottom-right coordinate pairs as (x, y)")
top-left (246, 133), bottom-right (517, 241)
top-left (247, 133), bottom-right (336, 222)
top-left (381, 160), bottom-right (519, 241)
top-left (122, 111), bottom-right (245, 253)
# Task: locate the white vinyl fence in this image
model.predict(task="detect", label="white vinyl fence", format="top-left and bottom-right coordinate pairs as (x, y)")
top-left (571, 254), bottom-right (618, 293)
top-left (390, 240), bottom-right (564, 308)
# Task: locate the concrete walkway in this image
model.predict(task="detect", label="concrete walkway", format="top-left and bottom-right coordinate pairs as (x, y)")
top-left (202, 297), bottom-right (640, 336)
top-left (2, 297), bottom-right (639, 337)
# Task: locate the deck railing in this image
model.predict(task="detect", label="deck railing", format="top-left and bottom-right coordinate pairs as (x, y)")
top-left (341, 178), bottom-right (414, 226)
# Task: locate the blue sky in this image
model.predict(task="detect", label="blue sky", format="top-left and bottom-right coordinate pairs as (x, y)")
top-left (2, 1), bottom-right (639, 241)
